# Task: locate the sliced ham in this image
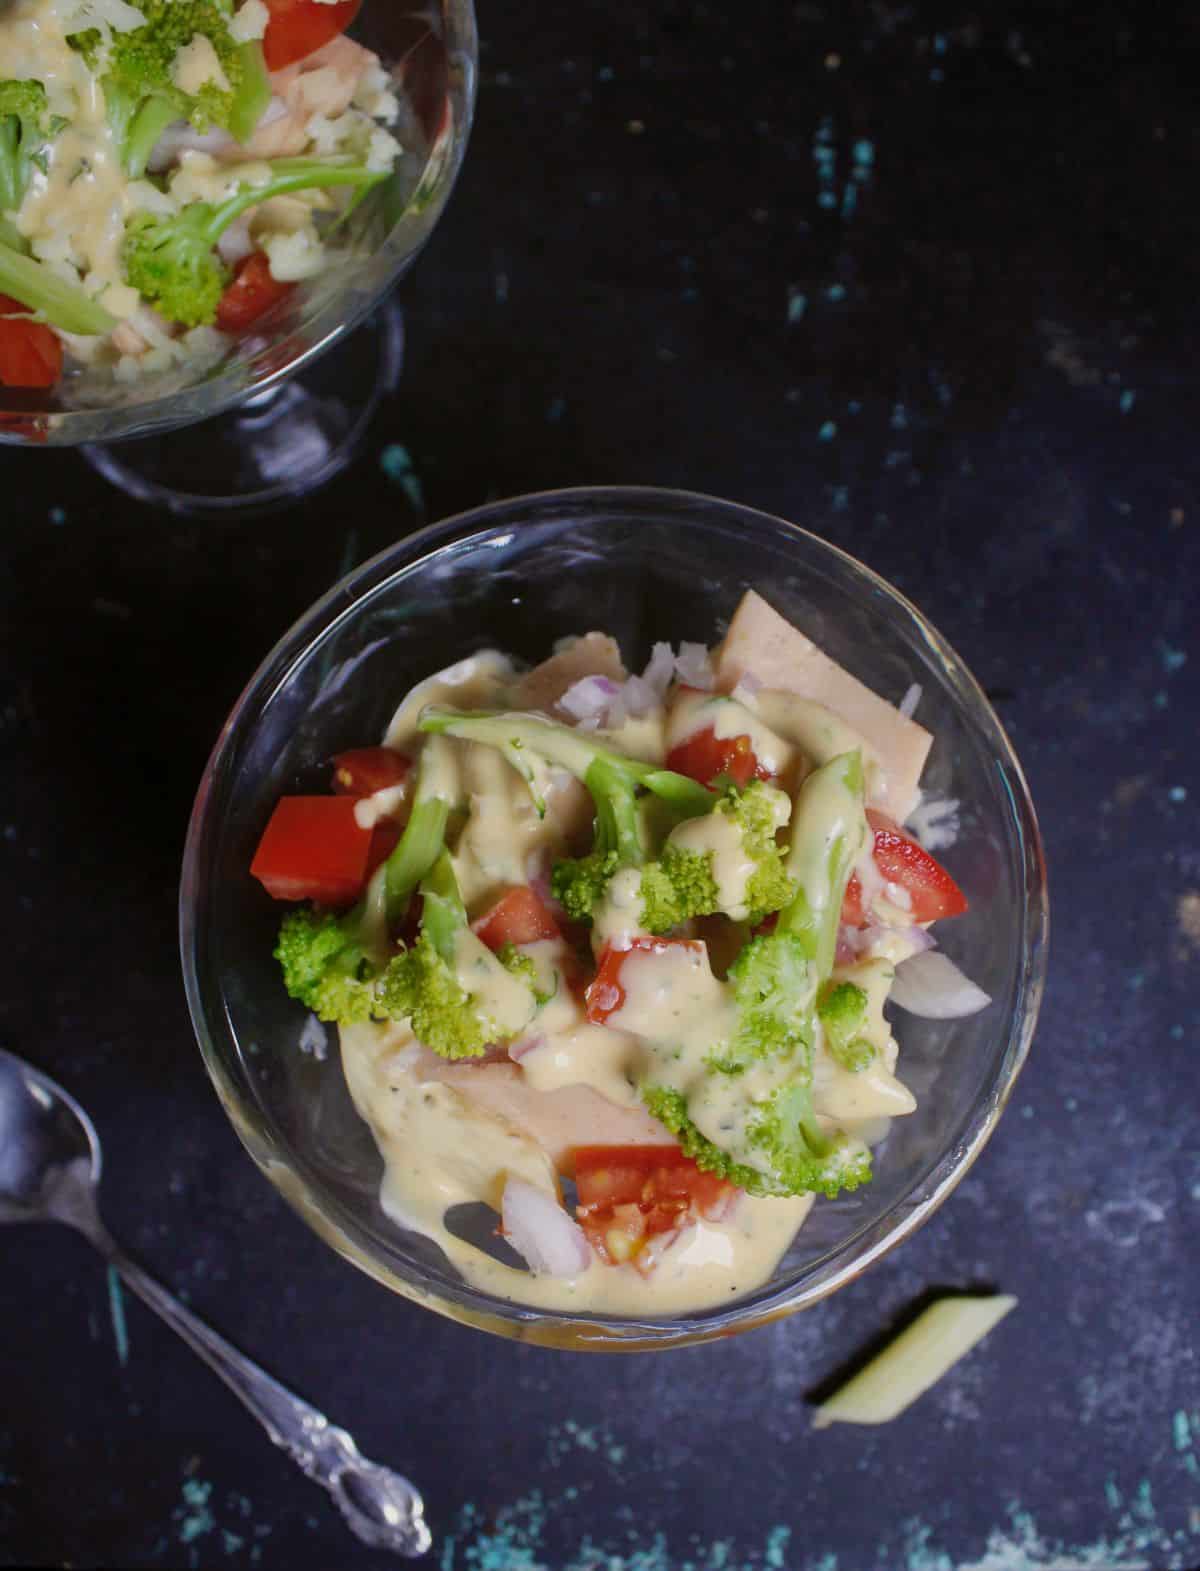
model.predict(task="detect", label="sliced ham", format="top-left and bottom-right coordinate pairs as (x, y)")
top-left (715, 591), bottom-right (932, 818)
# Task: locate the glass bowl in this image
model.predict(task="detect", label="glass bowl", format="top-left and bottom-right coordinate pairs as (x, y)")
top-left (0, 1), bottom-right (476, 455)
top-left (180, 487), bottom-right (1048, 1351)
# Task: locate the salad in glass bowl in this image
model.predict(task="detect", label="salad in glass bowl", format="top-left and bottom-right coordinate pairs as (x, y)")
top-left (0, 0), bottom-right (474, 468)
top-left (182, 488), bottom-right (1046, 1348)
top-left (244, 592), bottom-right (989, 1317)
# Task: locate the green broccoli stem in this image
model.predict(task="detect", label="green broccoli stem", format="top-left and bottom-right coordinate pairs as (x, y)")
top-left (0, 239), bottom-right (117, 335)
top-left (122, 93), bottom-right (179, 179)
top-left (415, 851), bottom-right (466, 965)
top-left (0, 119), bottom-right (22, 216)
top-left (418, 707), bottom-right (715, 818)
top-left (776, 749), bottom-right (866, 976)
top-left (199, 160), bottom-right (389, 246)
top-left (384, 796), bottom-right (450, 920)
top-left (586, 755), bottom-right (645, 865)
top-left (227, 40), bottom-right (271, 145)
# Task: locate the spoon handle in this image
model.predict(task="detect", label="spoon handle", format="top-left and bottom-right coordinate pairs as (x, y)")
top-left (107, 1249), bottom-right (430, 1557)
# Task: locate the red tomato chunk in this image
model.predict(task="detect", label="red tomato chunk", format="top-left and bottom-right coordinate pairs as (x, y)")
top-left (841, 809), bottom-right (968, 927)
top-left (330, 747), bottom-right (411, 797)
top-left (216, 253), bottom-right (296, 335)
top-left (666, 725), bottom-right (771, 788)
top-left (585, 937), bottom-right (707, 1024)
top-left (472, 886), bottom-right (562, 951)
top-left (0, 294), bottom-right (63, 389)
top-left (261, 0), bottom-right (363, 70)
top-left (573, 1145), bottom-right (739, 1269)
top-left (250, 796), bottom-right (380, 905)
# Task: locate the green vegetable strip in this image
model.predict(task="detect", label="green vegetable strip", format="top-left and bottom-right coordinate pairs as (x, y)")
top-left (0, 239), bottom-right (117, 334)
top-left (227, 39), bottom-right (272, 144)
top-left (777, 749), bottom-right (866, 976)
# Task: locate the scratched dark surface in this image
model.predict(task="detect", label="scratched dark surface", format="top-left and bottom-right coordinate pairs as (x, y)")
top-left (2, 2), bottom-right (1199, 1568)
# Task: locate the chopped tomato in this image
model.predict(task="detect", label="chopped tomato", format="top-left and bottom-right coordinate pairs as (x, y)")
top-left (216, 253), bottom-right (296, 335)
top-left (585, 937), bottom-right (706, 1024)
top-left (573, 1145), bottom-right (739, 1269)
top-left (331, 747), bottom-right (411, 798)
top-left (472, 886), bottom-right (562, 951)
top-left (250, 796), bottom-right (379, 905)
top-left (666, 725), bottom-right (771, 788)
top-left (365, 820), bottom-right (400, 881)
top-left (261, 0), bottom-right (363, 70)
top-left (841, 810), bottom-right (968, 927)
top-left (0, 295), bottom-right (62, 389)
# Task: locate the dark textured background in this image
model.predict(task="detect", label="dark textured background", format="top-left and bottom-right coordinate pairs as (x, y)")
top-left (2, 2), bottom-right (1198, 1567)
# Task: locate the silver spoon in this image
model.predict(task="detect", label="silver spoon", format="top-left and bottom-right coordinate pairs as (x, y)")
top-left (0, 1047), bottom-right (431, 1558)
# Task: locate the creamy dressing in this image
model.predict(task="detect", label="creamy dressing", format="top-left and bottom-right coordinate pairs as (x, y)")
top-left (6, 0), bottom-right (139, 312)
top-left (383, 651), bottom-right (519, 747)
top-left (313, 613), bottom-right (940, 1315)
top-left (665, 690), bottom-right (795, 778)
top-left (340, 1020), bottom-right (812, 1314)
top-left (667, 811), bottom-right (757, 922)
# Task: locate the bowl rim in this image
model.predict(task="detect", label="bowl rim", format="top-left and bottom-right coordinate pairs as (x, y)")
top-left (0, 0), bottom-right (479, 446)
top-left (180, 484), bottom-right (1049, 1350)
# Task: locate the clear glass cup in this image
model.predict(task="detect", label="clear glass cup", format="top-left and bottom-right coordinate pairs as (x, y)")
top-left (0, 2), bottom-right (477, 513)
top-left (180, 487), bottom-right (1048, 1350)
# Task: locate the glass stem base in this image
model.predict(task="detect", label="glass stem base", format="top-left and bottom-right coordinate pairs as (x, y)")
top-left (83, 302), bottom-right (404, 517)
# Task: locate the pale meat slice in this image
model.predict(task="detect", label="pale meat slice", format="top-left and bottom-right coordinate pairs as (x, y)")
top-left (422, 1056), bottom-right (670, 1174)
top-left (511, 633), bottom-right (626, 713)
top-left (715, 591), bottom-right (932, 817)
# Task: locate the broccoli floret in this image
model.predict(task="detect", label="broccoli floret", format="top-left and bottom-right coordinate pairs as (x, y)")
top-left (272, 738), bottom-right (457, 1025)
top-left (0, 79), bottom-right (60, 222)
top-left (418, 707), bottom-right (714, 923)
top-left (121, 157), bottom-right (387, 326)
top-left (637, 780), bottom-right (796, 932)
top-left (641, 1085), bottom-right (871, 1199)
top-left (274, 906), bottom-right (376, 1023)
top-left (68, 1), bottom-right (269, 178)
top-left (0, 238), bottom-right (117, 333)
top-left (497, 943), bottom-right (556, 1006)
top-left (818, 981), bottom-right (875, 1072)
top-left (636, 752), bottom-right (871, 1199)
top-left (375, 853), bottom-right (539, 1059)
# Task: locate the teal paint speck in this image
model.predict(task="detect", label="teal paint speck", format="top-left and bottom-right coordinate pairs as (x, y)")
top-left (1105, 1477), bottom-right (1122, 1510)
top-left (1153, 690), bottom-right (1168, 709)
top-left (1169, 1024), bottom-right (1183, 1040)
top-left (380, 444), bottom-right (425, 512)
top-left (49, 506), bottom-right (66, 525)
top-left (826, 283), bottom-right (845, 302)
top-left (1156, 639), bottom-right (1187, 674)
top-left (1169, 786), bottom-right (1187, 803)
top-left (853, 138), bottom-right (875, 165)
top-left (1120, 389), bottom-right (1137, 412)
top-left (106, 1264), bottom-right (129, 1367)
top-left (787, 289), bottom-right (807, 323)
top-left (818, 191), bottom-right (837, 209)
top-left (841, 182), bottom-right (857, 218)
top-left (818, 420), bottom-right (837, 441)
top-left (221, 1530), bottom-right (244, 1555)
top-left (891, 403), bottom-right (909, 430)
top-left (177, 1480), bottom-right (214, 1546)
top-left (765, 1527), bottom-right (792, 1568)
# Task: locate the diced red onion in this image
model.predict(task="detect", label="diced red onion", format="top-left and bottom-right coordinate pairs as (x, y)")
top-left (731, 671), bottom-right (762, 701)
top-left (889, 950), bottom-right (991, 1018)
top-left (501, 1178), bottom-right (592, 1277)
top-left (559, 673), bottom-right (620, 721)
top-left (217, 216), bottom-right (255, 265)
top-left (899, 682), bottom-right (923, 720)
top-left (147, 122), bottom-right (238, 171)
top-left (639, 642), bottom-right (676, 702)
top-left (674, 642), bottom-right (715, 690)
top-left (507, 1032), bottom-right (544, 1063)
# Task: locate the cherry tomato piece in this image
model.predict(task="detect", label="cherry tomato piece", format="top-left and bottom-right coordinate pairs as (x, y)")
top-left (472, 887), bottom-right (562, 951)
top-left (250, 796), bottom-right (378, 905)
top-left (261, 0), bottom-right (363, 71)
top-left (330, 747), bottom-right (411, 798)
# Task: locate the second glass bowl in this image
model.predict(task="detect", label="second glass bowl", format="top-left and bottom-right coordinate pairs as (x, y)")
top-left (181, 487), bottom-right (1047, 1350)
